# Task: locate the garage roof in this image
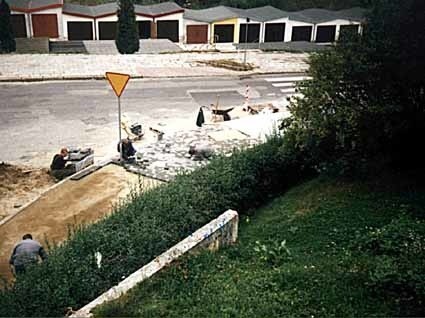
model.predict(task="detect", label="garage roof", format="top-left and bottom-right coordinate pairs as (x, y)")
top-left (184, 6), bottom-right (261, 23)
top-left (245, 6), bottom-right (288, 22)
top-left (8, 0), bottom-right (63, 12)
top-left (288, 7), bottom-right (367, 24)
top-left (63, 1), bottom-right (182, 18)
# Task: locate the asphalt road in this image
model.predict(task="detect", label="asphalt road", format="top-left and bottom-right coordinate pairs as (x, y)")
top-left (0, 74), bottom-right (302, 167)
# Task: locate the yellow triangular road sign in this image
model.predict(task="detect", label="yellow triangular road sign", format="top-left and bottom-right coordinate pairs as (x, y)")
top-left (106, 72), bottom-right (130, 97)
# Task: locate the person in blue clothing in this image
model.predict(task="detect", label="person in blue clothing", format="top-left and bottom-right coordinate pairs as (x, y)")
top-left (9, 234), bottom-right (48, 276)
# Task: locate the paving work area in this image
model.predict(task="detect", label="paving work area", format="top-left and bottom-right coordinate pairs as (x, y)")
top-left (0, 51), bottom-right (309, 81)
top-left (127, 124), bottom-right (260, 182)
top-left (0, 164), bottom-right (160, 282)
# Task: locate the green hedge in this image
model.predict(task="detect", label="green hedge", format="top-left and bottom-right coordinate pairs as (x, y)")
top-left (0, 137), bottom-right (312, 317)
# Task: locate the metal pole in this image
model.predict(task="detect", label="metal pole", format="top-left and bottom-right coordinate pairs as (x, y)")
top-left (118, 96), bottom-right (123, 161)
top-left (243, 21), bottom-right (248, 65)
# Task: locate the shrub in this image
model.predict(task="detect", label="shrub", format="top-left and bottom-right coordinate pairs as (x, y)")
top-left (0, 137), bottom-right (313, 317)
top-left (353, 215), bottom-right (425, 316)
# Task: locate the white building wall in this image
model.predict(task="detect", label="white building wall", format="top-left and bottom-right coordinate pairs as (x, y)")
top-left (155, 12), bottom-right (184, 42)
top-left (62, 14), bottom-right (95, 40)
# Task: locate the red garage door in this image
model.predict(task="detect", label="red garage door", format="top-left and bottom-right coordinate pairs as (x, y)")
top-left (186, 25), bottom-right (208, 44)
top-left (32, 14), bottom-right (58, 38)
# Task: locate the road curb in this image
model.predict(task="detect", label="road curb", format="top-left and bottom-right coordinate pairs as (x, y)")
top-left (0, 70), bottom-right (307, 83)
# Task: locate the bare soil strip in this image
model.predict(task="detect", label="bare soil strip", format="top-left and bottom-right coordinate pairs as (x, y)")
top-left (0, 164), bottom-right (160, 282)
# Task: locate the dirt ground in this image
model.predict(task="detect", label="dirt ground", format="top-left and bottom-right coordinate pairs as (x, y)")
top-left (0, 164), bottom-right (161, 282)
top-left (0, 163), bottom-right (56, 222)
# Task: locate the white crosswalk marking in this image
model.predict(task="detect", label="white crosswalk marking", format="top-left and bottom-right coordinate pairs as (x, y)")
top-left (280, 87), bottom-right (296, 94)
top-left (272, 82), bottom-right (295, 88)
top-left (265, 76), bottom-right (311, 82)
top-left (264, 74), bottom-right (310, 99)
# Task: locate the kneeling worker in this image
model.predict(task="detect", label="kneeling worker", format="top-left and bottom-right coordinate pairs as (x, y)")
top-left (117, 138), bottom-right (137, 162)
top-left (50, 147), bottom-right (75, 180)
top-left (10, 234), bottom-right (48, 276)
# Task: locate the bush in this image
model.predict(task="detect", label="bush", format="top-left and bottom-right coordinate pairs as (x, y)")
top-left (0, 137), bottom-right (313, 317)
top-left (353, 215), bottom-right (425, 316)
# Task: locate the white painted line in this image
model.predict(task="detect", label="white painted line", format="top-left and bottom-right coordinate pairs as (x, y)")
top-left (272, 82), bottom-right (295, 88)
top-left (266, 76), bottom-right (311, 82)
top-left (280, 88), bottom-right (296, 93)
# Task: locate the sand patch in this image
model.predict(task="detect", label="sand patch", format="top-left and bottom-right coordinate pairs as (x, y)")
top-left (0, 164), bottom-right (161, 282)
top-left (0, 163), bottom-right (56, 221)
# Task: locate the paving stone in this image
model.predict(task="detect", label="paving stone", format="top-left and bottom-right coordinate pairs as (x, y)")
top-left (126, 125), bottom-right (260, 182)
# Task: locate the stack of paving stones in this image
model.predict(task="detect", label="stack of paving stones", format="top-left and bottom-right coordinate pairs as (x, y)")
top-left (124, 126), bottom-right (260, 182)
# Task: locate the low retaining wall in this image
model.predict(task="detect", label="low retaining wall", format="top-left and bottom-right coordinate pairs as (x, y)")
top-left (15, 38), bottom-right (49, 54)
top-left (72, 209), bottom-right (239, 317)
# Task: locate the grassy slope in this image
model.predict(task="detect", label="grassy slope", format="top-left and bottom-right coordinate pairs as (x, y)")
top-left (95, 175), bottom-right (425, 317)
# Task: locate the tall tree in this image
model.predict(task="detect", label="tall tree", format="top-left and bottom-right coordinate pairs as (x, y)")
top-left (280, 0), bottom-right (425, 173)
top-left (0, 0), bottom-right (16, 53)
top-left (116, 0), bottom-right (139, 54)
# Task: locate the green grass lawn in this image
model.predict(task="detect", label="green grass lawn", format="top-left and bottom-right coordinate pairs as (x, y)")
top-left (94, 174), bottom-right (425, 317)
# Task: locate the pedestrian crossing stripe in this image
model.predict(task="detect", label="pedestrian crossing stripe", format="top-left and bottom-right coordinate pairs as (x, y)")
top-left (265, 76), bottom-right (311, 82)
top-left (272, 82), bottom-right (295, 88)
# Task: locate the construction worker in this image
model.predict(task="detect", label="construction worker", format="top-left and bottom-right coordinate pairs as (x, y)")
top-left (188, 144), bottom-right (215, 161)
top-left (117, 138), bottom-right (137, 162)
top-left (9, 234), bottom-right (48, 276)
top-left (50, 148), bottom-right (75, 180)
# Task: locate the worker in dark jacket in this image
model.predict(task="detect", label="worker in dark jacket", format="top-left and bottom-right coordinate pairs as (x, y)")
top-left (50, 148), bottom-right (75, 180)
top-left (117, 138), bottom-right (137, 162)
top-left (10, 234), bottom-right (48, 276)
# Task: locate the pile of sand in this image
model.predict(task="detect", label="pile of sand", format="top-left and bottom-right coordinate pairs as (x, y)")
top-left (0, 162), bottom-right (56, 221)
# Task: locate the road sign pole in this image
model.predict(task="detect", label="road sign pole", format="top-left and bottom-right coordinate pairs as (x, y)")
top-left (105, 72), bottom-right (131, 163)
top-left (244, 17), bottom-right (250, 66)
top-left (118, 96), bottom-right (123, 161)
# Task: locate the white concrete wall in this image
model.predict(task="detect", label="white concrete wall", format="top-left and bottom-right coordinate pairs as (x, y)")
top-left (286, 20), bottom-right (314, 42)
top-left (183, 19), bottom-right (210, 44)
top-left (30, 7), bottom-right (64, 39)
top-left (155, 12), bottom-right (184, 42)
top-left (71, 210), bottom-right (239, 318)
top-left (62, 14), bottom-right (95, 40)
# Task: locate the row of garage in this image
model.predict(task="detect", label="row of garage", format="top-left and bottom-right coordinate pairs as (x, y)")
top-left (7, 1), bottom-right (366, 44)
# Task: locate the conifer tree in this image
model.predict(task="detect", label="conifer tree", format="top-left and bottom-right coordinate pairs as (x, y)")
top-left (0, 0), bottom-right (16, 53)
top-left (116, 0), bottom-right (139, 54)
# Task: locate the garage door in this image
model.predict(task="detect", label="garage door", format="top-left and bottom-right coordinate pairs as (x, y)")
top-left (186, 25), bottom-right (208, 44)
top-left (265, 23), bottom-right (285, 42)
top-left (138, 21), bottom-right (151, 39)
top-left (239, 23), bottom-right (260, 43)
top-left (316, 25), bottom-right (336, 43)
top-left (11, 14), bottom-right (27, 38)
top-left (99, 22), bottom-right (117, 40)
top-left (32, 14), bottom-right (58, 38)
top-left (157, 20), bottom-right (179, 42)
top-left (339, 25), bottom-right (359, 38)
top-left (291, 26), bottom-right (312, 42)
top-left (67, 22), bottom-right (93, 40)
top-left (214, 24), bottom-right (234, 43)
